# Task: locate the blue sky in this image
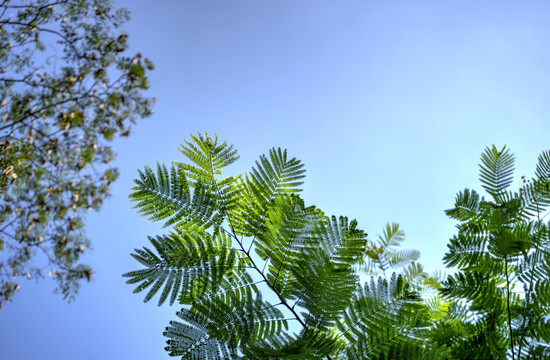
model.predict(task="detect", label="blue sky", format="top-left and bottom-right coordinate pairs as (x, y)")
top-left (2, 0), bottom-right (550, 359)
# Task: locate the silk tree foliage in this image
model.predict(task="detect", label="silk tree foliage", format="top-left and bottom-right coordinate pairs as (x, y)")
top-left (125, 133), bottom-right (449, 360)
top-left (0, 0), bottom-right (154, 307)
top-left (434, 145), bottom-right (550, 359)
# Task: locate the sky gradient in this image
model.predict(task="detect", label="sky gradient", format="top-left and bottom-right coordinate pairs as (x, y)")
top-left (2, 1), bottom-right (550, 359)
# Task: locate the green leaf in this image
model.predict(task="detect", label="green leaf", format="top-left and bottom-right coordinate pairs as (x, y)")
top-left (479, 145), bottom-right (515, 201)
top-left (129, 163), bottom-right (225, 231)
top-left (445, 188), bottom-right (483, 221)
top-left (231, 147), bottom-right (306, 237)
top-left (123, 232), bottom-right (241, 306)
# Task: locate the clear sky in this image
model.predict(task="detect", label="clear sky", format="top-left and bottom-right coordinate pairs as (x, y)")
top-left (2, 0), bottom-right (550, 359)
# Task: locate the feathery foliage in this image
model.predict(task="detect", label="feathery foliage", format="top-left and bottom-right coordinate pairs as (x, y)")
top-left (438, 145), bottom-right (550, 359)
top-left (124, 133), bottom-right (441, 359)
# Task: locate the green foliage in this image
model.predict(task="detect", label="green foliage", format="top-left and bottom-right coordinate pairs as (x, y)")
top-left (437, 145), bottom-right (550, 359)
top-left (361, 223), bottom-right (420, 275)
top-left (358, 222), bottom-right (441, 295)
top-left (339, 273), bottom-right (450, 360)
top-left (0, 0), bottom-right (154, 307)
top-left (126, 139), bottom-right (550, 359)
top-left (125, 133), bottom-right (442, 359)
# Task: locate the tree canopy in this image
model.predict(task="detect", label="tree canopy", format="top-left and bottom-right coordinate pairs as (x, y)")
top-left (125, 133), bottom-right (446, 359)
top-left (435, 145), bottom-right (550, 359)
top-left (126, 135), bottom-right (550, 359)
top-left (0, 0), bottom-right (154, 307)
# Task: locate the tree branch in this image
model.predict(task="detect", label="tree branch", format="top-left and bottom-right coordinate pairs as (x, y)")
top-left (504, 255), bottom-right (515, 360)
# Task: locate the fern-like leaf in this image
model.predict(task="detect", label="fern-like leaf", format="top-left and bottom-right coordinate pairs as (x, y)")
top-left (165, 292), bottom-right (287, 358)
top-left (130, 163), bottom-right (225, 232)
top-left (521, 150), bottom-right (550, 216)
top-left (231, 148), bottom-right (306, 237)
top-left (292, 216), bottom-right (367, 331)
top-left (338, 274), bottom-right (429, 359)
top-left (361, 223), bottom-right (417, 275)
top-left (177, 133), bottom-right (239, 181)
top-left (254, 194), bottom-right (322, 301)
top-left (243, 328), bottom-right (344, 359)
top-left (479, 145), bottom-right (515, 201)
top-left (123, 231), bottom-right (244, 306)
top-left (445, 188), bottom-right (483, 221)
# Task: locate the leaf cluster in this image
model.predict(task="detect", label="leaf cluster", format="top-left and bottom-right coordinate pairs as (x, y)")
top-left (0, 0), bottom-right (154, 307)
top-left (125, 133), bottom-right (444, 359)
top-left (437, 145), bottom-right (550, 359)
